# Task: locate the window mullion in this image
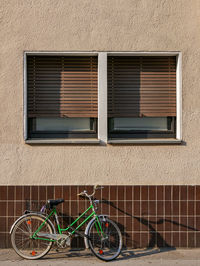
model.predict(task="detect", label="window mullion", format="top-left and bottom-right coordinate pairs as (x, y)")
top-left (98, 52), bottom-right (107, 144)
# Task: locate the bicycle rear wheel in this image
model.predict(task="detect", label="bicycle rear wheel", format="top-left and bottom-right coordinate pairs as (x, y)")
top-left (88, 217), bottom-right (122, 261)
top-left (11, 214), bottom-right (53, 260)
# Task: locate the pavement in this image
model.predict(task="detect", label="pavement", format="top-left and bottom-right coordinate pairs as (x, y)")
top-left (1, 248), bottom-right (200, 266)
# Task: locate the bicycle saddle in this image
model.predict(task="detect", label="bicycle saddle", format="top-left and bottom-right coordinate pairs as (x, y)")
top-left (47, 198), bottom-right (64, 208)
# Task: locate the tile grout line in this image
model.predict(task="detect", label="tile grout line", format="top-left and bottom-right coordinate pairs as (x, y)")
top-left (22, 186), bottom-right (24, 213)
top-left (140, 186), bottom-right (141, 248)
top-left (1, 199), bottom-right (199, 202)
top-left (61, 186), bottom-right (64, 228)
top-left (38, 185), bottom-right (39, 212)
top-left (147, 186), bottom-right (149, 247)
top-left (2, 215), bottom-right (200, 218)
top-left (14, 186), bottom-right (16, 224)
top-left (45, 186), bottom-right (47, 219)
top-left (30, 187), bottom-right (33, 211)
top-left (124, 186), bottom-right (126, 246)
top-left (155, 186), bottom-right (157, 247)
top-left (2, 230), bottom-right (197, 233)
top-left (187, 186), bottom-right (188, 248)
top-left (69, 186), bottom-right (71, 226)
top-left (132, 186), bottom-right (134, 248)
top-left (169, 186), bottom-right (173, 246)
top-left (77, 185), bottom-right (79, 247)
top-left (179, 186), bottom-right (181, 247)
top-left (6, 186), bottom-right (8, 247)
top-left (109, 185), bottom-right (111, 226)
top-left (117, 186), bottom-right (119, 241)
top-left (194, 186), bottom-right (196, 248)
top-left (171, 186), bottom-right (173, 246)
top-left (164, 186), bottom-right (166, 246)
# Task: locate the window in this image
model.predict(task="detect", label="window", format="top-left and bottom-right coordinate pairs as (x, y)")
top-left (108, 56), bottom-right (177, 139)
top-left (26, 55), bottom-right (98, 139)
top-left (24, 52), bottom-right (181, 144)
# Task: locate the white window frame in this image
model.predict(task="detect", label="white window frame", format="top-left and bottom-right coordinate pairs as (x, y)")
top-left (24, 51), bottom-right (101, 144)
top-left (106, 51), bottom-right (182, 144)
top-left (24, 51), bottom-right (182, 144)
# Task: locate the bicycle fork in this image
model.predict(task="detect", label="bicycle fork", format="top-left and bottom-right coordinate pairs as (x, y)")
top-left (84, 215), bottom-right (109, 249)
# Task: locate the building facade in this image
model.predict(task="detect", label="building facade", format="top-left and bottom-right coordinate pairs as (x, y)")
top-left (0, 0), bottom-right (200, 248)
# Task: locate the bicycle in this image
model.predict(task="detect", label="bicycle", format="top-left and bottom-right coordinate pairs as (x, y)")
top-left (10, 185), bottom-right (122, 261)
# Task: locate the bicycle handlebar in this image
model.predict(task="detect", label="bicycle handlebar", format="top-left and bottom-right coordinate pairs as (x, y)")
top-left (77, 185), bottom-right (104, 198)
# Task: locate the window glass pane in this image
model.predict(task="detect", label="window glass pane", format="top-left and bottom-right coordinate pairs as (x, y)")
top-left (35, 118), bottom-right (92, 132)
top-left (113, 117), bottom-right (169, 131)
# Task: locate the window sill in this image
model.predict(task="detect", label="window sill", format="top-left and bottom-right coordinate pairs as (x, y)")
top-left (107, 139), bottom-right (182, 144)
top-left (25, 139), bottom-right (100, 144)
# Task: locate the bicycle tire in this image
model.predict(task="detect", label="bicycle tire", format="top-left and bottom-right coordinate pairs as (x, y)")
top-left (11, 214), bottom-right (54, 260)
top-left (88, 217), bottom-right (122, 261)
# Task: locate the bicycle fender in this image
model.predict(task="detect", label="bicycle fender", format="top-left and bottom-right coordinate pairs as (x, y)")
top-left (9, 212), bottom-right (56, 234)
top-left (84, 214), bottom-right (108, 249)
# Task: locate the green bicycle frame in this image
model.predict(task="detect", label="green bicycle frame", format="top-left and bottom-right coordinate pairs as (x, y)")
top-left (32, 204), bottom-right (104, 242)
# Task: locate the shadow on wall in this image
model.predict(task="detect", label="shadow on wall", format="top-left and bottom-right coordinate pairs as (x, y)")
top-left (101, 199), bottom-right (198, 249)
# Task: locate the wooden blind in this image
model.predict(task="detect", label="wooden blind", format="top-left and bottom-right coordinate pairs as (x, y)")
top-left (108, 56), bottom-right (176, 117)
top-left (27, 56), bottom-right (98, 118)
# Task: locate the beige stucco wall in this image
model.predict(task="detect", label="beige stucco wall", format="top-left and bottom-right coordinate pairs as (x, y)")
top-left (0, 0), bottom-right (200, 185)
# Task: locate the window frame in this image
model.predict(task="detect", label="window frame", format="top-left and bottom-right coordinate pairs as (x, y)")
top-left (24, 51), bottom-right (182, 144)
top-left (24, 52), bottom-right (100, 143)
top-left (106, 52), bottom-right (182, 143)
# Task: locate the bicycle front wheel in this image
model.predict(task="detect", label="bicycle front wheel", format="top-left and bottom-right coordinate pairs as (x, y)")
top-left (88, 217), bottom-right (122, 261)
top-left (11, 214), bottom-right (53, 260)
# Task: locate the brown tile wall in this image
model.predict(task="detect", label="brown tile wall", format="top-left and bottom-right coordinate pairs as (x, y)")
top-left (0, 185), bottom-right (199, 248)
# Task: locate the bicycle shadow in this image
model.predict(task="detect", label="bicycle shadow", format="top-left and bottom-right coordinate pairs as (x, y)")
top-left (45, 247), bottom-right (168, 260)
top-left (100, 199), bottom-right (198, 260)
top-left (117, 247), bottom-right (173, 261)
top-left (42, 249), bottom-right (94, 260)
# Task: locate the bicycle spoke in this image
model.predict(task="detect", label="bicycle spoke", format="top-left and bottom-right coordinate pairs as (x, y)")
top-left (15, 237), bottom-right (30, 247)
top-left (15, 227), bottom-right (31, 235)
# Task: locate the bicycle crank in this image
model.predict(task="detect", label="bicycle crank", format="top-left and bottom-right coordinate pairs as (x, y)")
top-left (57, 236), bottom-right (71, 248)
